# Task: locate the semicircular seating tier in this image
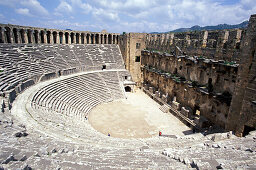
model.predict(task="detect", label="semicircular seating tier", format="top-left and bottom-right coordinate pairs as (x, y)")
top-left (30, 71), bottom-right (126, 120)
top-left (0, 44), bottom-right (126, 111)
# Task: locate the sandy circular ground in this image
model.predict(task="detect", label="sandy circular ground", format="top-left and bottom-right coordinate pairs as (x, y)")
top-left (89, 90), bottom-right (193, 139)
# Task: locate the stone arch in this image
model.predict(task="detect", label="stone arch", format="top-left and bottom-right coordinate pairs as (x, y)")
top-left (81, 33), bottom-right (85, 44)
top-left (53, 31), bottom-right (57, 44)
top-left (46, 31), bottom-right (51, 44)
top-left (125, 86), bottom-right (132, 92)
top-left (100, 34), bottom-right (103, 44)
top-left (27, 29), bottom-right (32, 43)
top-left (116, 35), bottom-right (119, 44)
top-left (13, 28), bottom-right (19, 43)
top-left (33, 30), bottom-right (39, 44)
top-left (76, 33), bottom-right (80, 44)
top-left (59, 32), bottom-right (63, 44)
top-left (40, 30), bottom-right (45, 43)
top-left (0, 27), bottom-right (4, 43)
top-left (65, 32), bottom-right (69, 44)
top-left (91, 34), bottom-right (94, 44)
top-left (113, 35), bottom-right (116, 44)
top-left (4, 27), bottom-right (12, 43)
top-left (70, 32), bottom-right (74, 44)
top-left (86, 33), bottom-right (90, 44)
top-left (95, 34), bottom-right (99, 44)
top-left (108, 34), bottom-right (112, 44)
top-left (104, 34), bottom-right (107, 44)
top-left (20, 29), bottom-right (25, 43)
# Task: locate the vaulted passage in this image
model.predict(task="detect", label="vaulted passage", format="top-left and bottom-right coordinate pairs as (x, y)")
top-left (125, 86), bottom-right (132, 92)
top-left (40, 30), bottom-right (45, 43)
top-left (108, 34), bottom-right (112, 44)
top-left (27, 30), bottom-right (32, 43)
top-left (86, 34), bottom-right (90, 44)
top-left (4, 27), bottom-right (11, 43)
top-left (76, 33), bottom-right (79, 44)
top-left (81, 33), bottom-right (85, 44)
top-left (65, 32), bottom-right (69, 44)
top-left (13, 28), bottom-right (18, 43)
top-left (59, 32), bottom-right (63, 44)
top-left (47, 31), bottom-right (51, 44)
top-left (0, 27), bottom-right (3, 43)
top-left (91, 34), bottom-right (94, 44)
top-left (34, 30), bottom-right (39, 44)
top-left (71, 32), bottom-right (74, 44)
top-left (53, 31), bottom-right (57, 44)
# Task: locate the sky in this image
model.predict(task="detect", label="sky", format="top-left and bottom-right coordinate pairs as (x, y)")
top-left (0, 0), bottom-right (255, 33)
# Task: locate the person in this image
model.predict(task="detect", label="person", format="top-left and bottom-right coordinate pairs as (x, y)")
top-left (159, 131), bottom-right (162, 136)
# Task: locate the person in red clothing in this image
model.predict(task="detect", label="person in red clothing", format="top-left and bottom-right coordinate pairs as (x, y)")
top-left (159, 131), bottom-right (162, 136)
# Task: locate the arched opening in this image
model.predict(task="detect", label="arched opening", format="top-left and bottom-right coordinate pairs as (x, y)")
top-left (104, 34), bottom-right (107, 44)
top-left (125, 86), bottom-right (132, 92)
top-left (58, 70), bottom-right (62, 76)
top-left (65, 32), bottom-right (69, 44)
top-left (47, 31), bottom-right (51, 44)
top-left (100, 34), bottom-right (103, 44)
top-left (27, 30), bottom-right (32, 43)
top-left (40, 30), bottom-right (45, 43)
top-left (81, 33), bottom-right (85, 44)
top-left (0, 27), bottom-right (3, 43)
top-left (108, 34), bottom-right (112, 44)
top-left (102, 65), bottom-right (106, 70)
top-left (95, 34), bottom-right (99, 44)
top-left (116, 35), bottom-right (119, 44)
top-left (70, 32), bottom-right (74, 44)
top-left (33, 30), bottom-right (39, 44)
top-left (13, 28), bottom-right (19, 43)
top-left (91, 34), bottom-right (94, 44)
top-left (113, 35), bottom-right (116, 44)
top-left (76, 33), bottom-right (80, 44)
top-left (4, 27), bottom-right (11, 43)
top-left (235, 42), bottom-right (241, 49)
top-left (174, 68), bottom-right (177, 74)
top-left (53, 31), bottom-right (57, 44)
top-left (208, 78), bottom-right (213, 93)
top-left (243, 125), bottom-right (256, 137)
top-left (59, 32), bottom-right (63, 44)
top-left (20, 29), bottom-right (25, 43)
top-left (86, 34), bottom-right (90, 44)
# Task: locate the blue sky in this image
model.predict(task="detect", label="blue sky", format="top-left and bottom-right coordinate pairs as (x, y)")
top-left (0, 0), bottom-right (255, 33)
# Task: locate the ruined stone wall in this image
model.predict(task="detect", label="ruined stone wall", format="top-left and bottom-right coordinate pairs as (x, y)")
top-left (147, 29), bottom-right (244, 62)
top-left (142, 51), bottom-right (238, 95)
top-left (0, 24), bottom-right (119, 45)
top-left (140, 15), bottom-right (256, 135)
top-left (141, 51), bottom-right (236, 129)
top-left (227, 15), bottom-right (256, 136)
top-left (119, 33), bottom-right (146, 85)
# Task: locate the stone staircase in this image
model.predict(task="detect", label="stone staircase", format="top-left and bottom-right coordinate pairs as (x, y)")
top-left (159, 104), bottom-right (169, 113)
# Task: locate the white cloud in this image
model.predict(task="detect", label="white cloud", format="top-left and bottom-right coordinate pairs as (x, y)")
top-left (0, 0), bottom-right (18, 7)
top-left (93, 8), bottom-right (119, 21)
top-left (15, 8), bottom-right (32, 16)
top-left (54, 1), bottom-right (73, 15)
top-left (20, 0), bottom-right (48, 16)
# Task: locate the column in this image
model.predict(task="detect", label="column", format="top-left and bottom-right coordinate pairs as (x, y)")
top-left (24, 30), bottom-right (28, 44)
top-left (202, 31), bottom-right (208, 48)
top-left (56, 32), bottom-right (60, 44)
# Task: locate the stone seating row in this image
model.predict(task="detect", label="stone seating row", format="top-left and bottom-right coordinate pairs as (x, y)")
top-left (162, 132), bottom-right (256, 169)
top-left (0, 44), bottom-right (125, 112)
top-left (31, 71), bottom-right (126, 120)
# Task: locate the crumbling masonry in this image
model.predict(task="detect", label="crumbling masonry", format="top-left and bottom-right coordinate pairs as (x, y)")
top-left (119, 14), bottom-right (256, 136)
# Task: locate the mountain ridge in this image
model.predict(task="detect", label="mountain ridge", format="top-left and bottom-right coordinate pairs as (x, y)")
top-left (150, 21), bottom-right (249, 34)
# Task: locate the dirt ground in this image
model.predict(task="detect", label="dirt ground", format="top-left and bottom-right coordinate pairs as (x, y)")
top-left (88, 90), bottom-right (193, 139)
